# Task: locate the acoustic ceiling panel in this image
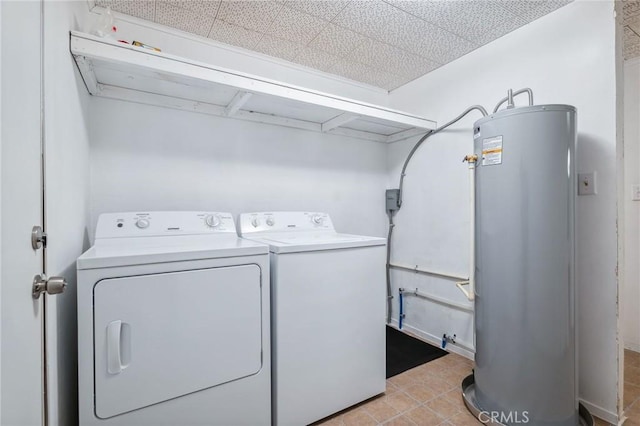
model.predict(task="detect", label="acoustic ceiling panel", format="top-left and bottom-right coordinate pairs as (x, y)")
top-left (94, 0), bottom-right (574, 90)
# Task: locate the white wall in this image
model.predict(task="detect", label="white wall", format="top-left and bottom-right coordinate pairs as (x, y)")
top-left (387, 0), bottom-right (620, 423)
top-left (86, 8), bottom-right (393, 239)
top-left (44, 2), bottom-right (92, 425)
top-left (623, 58), bottom-right (640, 353)
top-left (89, 97), bottom-right (388, 238)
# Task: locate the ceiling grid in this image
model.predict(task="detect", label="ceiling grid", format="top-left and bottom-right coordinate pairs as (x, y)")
top-left (95, 0), bottom-right (574, 90)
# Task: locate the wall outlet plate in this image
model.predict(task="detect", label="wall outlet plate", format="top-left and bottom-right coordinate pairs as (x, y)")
top-left (633, 184), bottom-right (640, 201)
top-left (578, 172), bottom-right (597, 196)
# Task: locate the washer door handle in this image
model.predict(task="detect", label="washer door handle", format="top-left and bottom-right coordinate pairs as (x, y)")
top-left (107, 320), bottom-right (123, 375)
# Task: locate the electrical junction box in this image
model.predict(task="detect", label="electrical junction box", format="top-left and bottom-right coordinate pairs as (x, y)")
top-left (386, 189), bottom-right (400, 211)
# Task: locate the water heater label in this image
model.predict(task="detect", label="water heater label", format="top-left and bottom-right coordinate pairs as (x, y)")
top-left (482, 136), bottom-right (503, 166)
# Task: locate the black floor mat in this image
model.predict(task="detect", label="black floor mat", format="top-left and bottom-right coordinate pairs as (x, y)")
top-left (386, 326), bottom-right (448, 378)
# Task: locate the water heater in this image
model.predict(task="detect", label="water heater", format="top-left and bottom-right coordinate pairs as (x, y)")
top-left (462, 105), bottom-right (587, 425)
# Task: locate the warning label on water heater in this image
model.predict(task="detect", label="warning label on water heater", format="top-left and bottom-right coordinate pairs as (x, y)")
top-left (482, 136), bottom-right (503, 166)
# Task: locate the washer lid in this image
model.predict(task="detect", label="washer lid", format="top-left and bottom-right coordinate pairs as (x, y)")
top-left (244, 232), bottom-right (386, 254)
top-left (77, 234), bottom-right (268, 270)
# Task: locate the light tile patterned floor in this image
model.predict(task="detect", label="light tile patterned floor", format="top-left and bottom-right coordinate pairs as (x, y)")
top-left (624, 349), bottom-right (640, 426)
top-left (315, 352), bottom-right (479, 426)
top-left (314, 341), bottom-right (621, 426)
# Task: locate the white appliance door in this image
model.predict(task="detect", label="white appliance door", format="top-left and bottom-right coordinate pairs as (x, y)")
top-left (93, 265), bottom-right (263, 418)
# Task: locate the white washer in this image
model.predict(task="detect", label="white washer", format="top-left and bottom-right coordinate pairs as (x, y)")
top-left (77, 212), bottom-right (271, 426)
top-left (239, 212), bottom-right (386, 426)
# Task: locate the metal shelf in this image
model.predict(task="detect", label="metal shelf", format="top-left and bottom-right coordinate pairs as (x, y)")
top-left (70, 31), bottom-right (436, 143)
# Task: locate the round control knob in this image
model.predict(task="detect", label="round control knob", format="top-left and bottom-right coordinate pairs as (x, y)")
top-left (251, 218), bottom-right (261, 228)
top-left (135, 218), bottom-right (150, 229)
top-left (266, 217), bottom-right (275, 227)
top-left (205, 214), bottom-right (221, 228)
top-left (311, 214), bottom-right (324, 225)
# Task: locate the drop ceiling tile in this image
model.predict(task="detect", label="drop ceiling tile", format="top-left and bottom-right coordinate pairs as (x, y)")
top-left (625, 25), bottom-right (640, 45)
top-left (351, 39), bottom-right (439, 79)
top-left (307, 23), bottom-right (368, 57)
top-left (444, 2), bottom-right (522, 41)
top-left (164, 1), bottom-right (220, 17)
top-left (95, 0), bottom-right (155, 21)
top-left (217, 1), bottom-right (284, 33)
top-left (473, 15), bottom-right (528, 46)
top-left (411, 22), bottom-right (477, 65)
top-left (294, 48), bottom-right (341, 73)
top-left (388, 0), bottom-right (519, 41)
top-left (264, 6), bottom-right (328, 45)
top-left (625, 26), bottom-right (640, 60)
top-left (333, 0), bottom-right (420, 49)
top-left (208, 19), bottom-right (264, 50)
top-left (624, 1), bottom-right (640, 21)
top-left (336, 6), bottom-right (474, 65)
top-left (284, 0), bottom-right (348, 21)
top-left (628, 15), bottom-right (640, 36)
top-left (329, 57), bottom-right (395, 88)
top-left (625, 41), bottom-right (640, 61)
top-left (155, 1), bottom-right (214, 36)
top-left (500, 0), bottom-right (572, 22)
top-left (254, 34), bottom-right (303, 61)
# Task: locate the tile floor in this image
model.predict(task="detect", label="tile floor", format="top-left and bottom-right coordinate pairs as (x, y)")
top-left (315, 351), bottom-right (477, 426)
top-left (314, 338), bottom-right (629, 426)
top-left (625, 349), bottom-right (640, 426)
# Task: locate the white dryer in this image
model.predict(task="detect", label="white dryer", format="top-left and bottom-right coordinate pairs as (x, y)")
top-left (238, 212), bottom-right (386, 426)
top-left (77, 212), bottom-right (271, 426)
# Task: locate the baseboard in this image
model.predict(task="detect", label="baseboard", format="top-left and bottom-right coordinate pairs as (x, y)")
top-left (624, 341), bottom-right (640, 352)
top-left (580, 399), bottom-right (619, 425)
top-left (388, 319), bottom-right (475, 361)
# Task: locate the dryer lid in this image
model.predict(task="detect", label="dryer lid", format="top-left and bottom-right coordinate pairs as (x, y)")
top-left (77, 234), bottom-right (268, 270)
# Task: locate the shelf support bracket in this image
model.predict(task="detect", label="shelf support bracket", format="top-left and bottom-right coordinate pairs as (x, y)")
top-left (321, 113), bottom-right (360, 133)
top-left (224, 91), bottom-right (252, 117)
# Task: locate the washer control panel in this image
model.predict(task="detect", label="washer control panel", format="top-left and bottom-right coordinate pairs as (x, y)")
top-left (239, 212), bottom-right (334, 234)
top-left (95, 211), bottom-right (236, 239)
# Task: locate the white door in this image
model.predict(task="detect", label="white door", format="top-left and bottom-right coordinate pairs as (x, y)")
top-left (1, 1), bottom-right (63, 425)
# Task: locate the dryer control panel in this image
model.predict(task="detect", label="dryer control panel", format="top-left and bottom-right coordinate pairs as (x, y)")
top-left (239, 212), bottom-right (334, 234)
top-left (95, 211), bottom-right (236, 239)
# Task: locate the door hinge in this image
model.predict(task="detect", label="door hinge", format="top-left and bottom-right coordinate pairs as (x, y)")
top-left (31, 225), bottom-right (47, 250)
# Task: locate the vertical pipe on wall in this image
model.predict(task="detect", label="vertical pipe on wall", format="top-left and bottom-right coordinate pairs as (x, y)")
top-left (457, 155), bottom-right (477, 301)
top-left (398, 289), bottom-right (404, 330)
top-left (468, 158), bottom-right (476, 301)
top-left (386, 213), bottom-right (394, 324)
